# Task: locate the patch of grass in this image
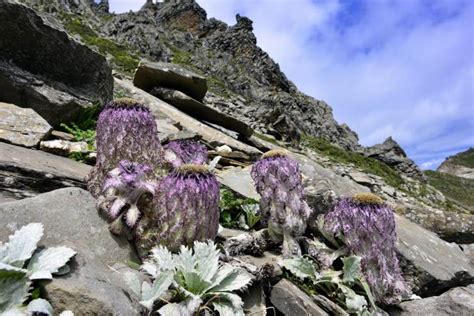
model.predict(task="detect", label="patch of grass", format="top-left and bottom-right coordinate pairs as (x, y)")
top-left (61, 15), bottom-right (139, 74)
top-left (446, 148), bottom-right (474, 168)
top-left (424, 170), bottom-right (474, 212)
top-left (170, 46), bottom-right (193, 65)
top-left (254, 132), bottom-right (280, 146)
top-left (302, 134), bottom-right (404, 188)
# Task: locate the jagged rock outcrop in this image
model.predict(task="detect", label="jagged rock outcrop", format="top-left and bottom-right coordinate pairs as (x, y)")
top-left (365, 137), bottom-right (424, 180)
top-left (0, 0), bottom-right (113, 126)
top-left (437, 148), bottom-right (474, 179)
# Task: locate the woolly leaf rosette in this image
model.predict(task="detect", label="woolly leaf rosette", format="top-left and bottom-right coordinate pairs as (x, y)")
top-left (100, 160), bottom-right (158, 228)
top-left (324, 193), bottom-right (409, 304)
top-left (87, 98), bottom-right (162, 198)
top-left (136, 164), bottom-right (220, 254)
top-left (251, 150), bottom-right (311, 257)
top-left (163, 140), bottom-right (208, 168)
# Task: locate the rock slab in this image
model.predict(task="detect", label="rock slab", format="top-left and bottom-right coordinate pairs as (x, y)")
top-left (0, 102), bottom-right (52, 147)
top-left (0, 188), bottom-right (140, 315)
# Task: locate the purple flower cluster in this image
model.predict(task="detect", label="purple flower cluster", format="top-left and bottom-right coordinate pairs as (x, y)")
top-left (136, 164), bottom-right (220, 253)
top-left (162, 139), bottom-right (208, 168)
top-left (87, 98), bottom-right (162, 198)
top-left (251, 150), bottom-right (311, 257)
top-left (324, 194), bottom-right (408, 304)
top-left (101, 160), bottom-right (158, 228)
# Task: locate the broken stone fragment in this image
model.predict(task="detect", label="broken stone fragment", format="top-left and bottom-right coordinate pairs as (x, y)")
top-left (40, 140), bottom-right (89, 156)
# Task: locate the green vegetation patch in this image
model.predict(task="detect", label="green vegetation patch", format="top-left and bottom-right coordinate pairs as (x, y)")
top-left (61, 14), bottom-right (139, 74)
top-left (302, 134), bottom-right (404, 188)
top-left (446, 148), bottom-right (474, 168)
top-left (424, 170), bottom-right (474, 212)
top-left (219, 188), bottom-right (260, 230)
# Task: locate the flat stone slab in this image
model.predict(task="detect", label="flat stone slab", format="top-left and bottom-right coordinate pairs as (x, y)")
top-left (0, 142), bottom-right (91, 200)
top-left (133, 60), bottom-right (207, 101)
top-left (0, 102), bottom-right (52, 147)
top-left (0, 188), bottom-right (140, 315)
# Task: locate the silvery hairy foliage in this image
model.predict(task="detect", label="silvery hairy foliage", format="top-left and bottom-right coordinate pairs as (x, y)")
top-left (123, 241), bottom-right (252, 316)
top-left (323, 193), bottom-right (409, 304)
top-left (251, 150), bottom-right (312, 257)
top-left (0, 223), bottom-right (76, 315)
top-left (98, 160), bottom-right (158, 229)
top-left (87, 98), bottom-right (162, 198)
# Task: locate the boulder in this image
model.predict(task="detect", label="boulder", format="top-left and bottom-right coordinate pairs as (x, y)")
top-left (133, 61), bottom-right (207, 101)
top-left (395, 214), bottom-right (474, 296)
top-left (391, 287), bottom-right (474, 315)
top-left (150, 86), bottom-right (253, 137)
top-left (0, 188), bottom-right (141, 315)
top-left (271, 279), bottom-right (328, 316)
top-left (0, 142), bottom-right (91, 201)
top-left (365, 137), bottom-right (424, 180)
top-left (0, 1), bottom-right (113, 126)
top-left (0, 102), bottom-right (52, 147)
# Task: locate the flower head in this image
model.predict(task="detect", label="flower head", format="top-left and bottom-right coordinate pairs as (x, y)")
top-left (87, 98), bottom-right (162, 198)
top-left (101, 160), bottom-right (158, 228)
top-left (162, 139), bottom-right (208, 168)
top-left (324, 193), bottom-right (409, 304)
top-left (136, 163), bottom-right (220, 253)
top-left (251, 150), bottom-right (311, 257)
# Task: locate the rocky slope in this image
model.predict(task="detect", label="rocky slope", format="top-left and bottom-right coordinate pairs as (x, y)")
top-left (437, 148), bottom-right (474, 179)
top-left (1, 0), bottom-right (473, 315)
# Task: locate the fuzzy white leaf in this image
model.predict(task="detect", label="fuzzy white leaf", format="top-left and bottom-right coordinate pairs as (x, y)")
top-left (208, 156), bottom-right (221, 171)
top-left (193, 241), bottom-right (220, 282)
top-left (340, 284), bottom-right (367, 312)
top-left (208, 264), bottom-right (252, 293)
top-left (175, 245), bottom-right (194, 273)
top-left (158, 296), bottom-right (202, 316)
top-left (140, 271), bottom-right (173, 310)
top-left (342, 256), bottom-right (362, 283)
top-left (1, 223), bottom-right (43, 267)
top-left (28, 247), bottom-right (76, 280)
top-left (281, 256), bottom-right (318, 280)
top-left (0, 262), bottom-right (28, 278)
top-left (59, 311), bottom-right (74, 316)
top-left (123, 271), bottom-right (141, 297)
top-left (210, 292), bottom-right (244, 310)
top-left (212, 300), bottom-right (244, 316)
top-left (147, 245), bottom-right (175, 275)
top-left (27, 298), bottom-right (53, 316)
top-left (0, 276), bottom-right (30, 313)
top-left (181, 271), bottom-right (211, 295)
top-left (1, 307), bottom-right (26, 316)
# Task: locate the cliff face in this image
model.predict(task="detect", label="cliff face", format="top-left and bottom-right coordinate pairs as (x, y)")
top-left (21, 0), bottom-right (360, 150)
top-left (437, 148), bottom-right (474, 180)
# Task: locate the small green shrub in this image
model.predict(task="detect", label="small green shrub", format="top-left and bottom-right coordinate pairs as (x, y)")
top-left (302, 135), bottom-right (404, 188)
top-left (219, 188), bottom-right (260, 230)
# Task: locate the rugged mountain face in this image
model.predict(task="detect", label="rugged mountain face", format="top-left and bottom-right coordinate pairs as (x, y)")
top-left (437, 148), bottom-right (474, 179)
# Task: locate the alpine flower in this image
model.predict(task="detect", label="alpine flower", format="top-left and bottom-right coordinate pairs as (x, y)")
top-left (251, 149), bottom-right (312, 257)
top-left (87, 98), bottom-right (162, 198)
top-left (162, 139), bottom-right (208, 168)
top-left (324, 193), bottom-right (409, 304)
top-left (136, 164), bottom-right (220, 253)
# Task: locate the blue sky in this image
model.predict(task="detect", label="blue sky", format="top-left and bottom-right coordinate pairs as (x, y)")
top-left (108, 0), bottom-right (474, 169)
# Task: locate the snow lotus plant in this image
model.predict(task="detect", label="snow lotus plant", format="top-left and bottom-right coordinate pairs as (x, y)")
top-left (124, 241), bottom-right (252, 315)
top-left (0, 223), bottom-right (76, 315)
top-left (163, 139), bottom-right (208, 168)
top-left (281, 255), bottom-right (377, 314)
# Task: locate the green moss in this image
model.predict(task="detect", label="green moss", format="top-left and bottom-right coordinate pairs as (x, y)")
top-left (446, 148), bottom-right (474, 168)
top-left (302, 135), bottom-right (404, 188)
top-left (424, 170), bottom-right (474, 212)
top-left (254, 132), bottom-right (280, 146)
top-left (170, 47), bottom-right (193, 65)
top-left (61, 15), bottom-right (139, 74)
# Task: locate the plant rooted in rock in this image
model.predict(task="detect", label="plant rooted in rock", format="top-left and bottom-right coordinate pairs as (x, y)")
top-left (323, 193), bottom-right (409, 304)
top-left (0, 223), bottom-right (76, 315)
top-left (251, 149), bottom-right (311, 257)
top-left (87, 98), bottom-right (162, 198)
top-left (99, 160), bottom-right (158, 229)
top-left (136, 164), bottom-right (220, 254)
top-left (124, 241), bottom-right (252, 315)
top-left (163, 139), bottom-right (208, 168)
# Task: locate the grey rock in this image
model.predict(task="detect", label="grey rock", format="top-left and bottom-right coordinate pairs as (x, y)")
top-left (0, 142), bottom-right (91, 200)
top-left (39, 139), bottom-right (89, 156)
top-left (391, 287), bottom-right (474, 315)
top-left (150, 86), bottom-right (253, 137)
top-left (271, 279), bottom-right (329, 316)
top-left (51, 130), bottom-right (75, 141)
top-left (0, 102), bottom-right (52, 147)
top-left (0, 188), bottom-right (140, 315)
top-left (365, 137), bottom-right (424, 180)
top-left (395, 214), bottom-right (474, 296)
top-left (348, 171), bottom-right (374, 187)
top-left (133, 60), bottom-right (207, 101)
top-left (0, 1), bottom-right (113, 126)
